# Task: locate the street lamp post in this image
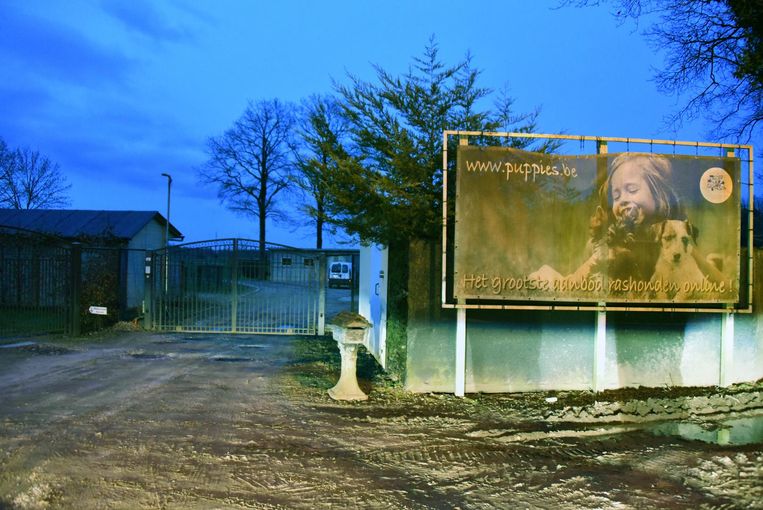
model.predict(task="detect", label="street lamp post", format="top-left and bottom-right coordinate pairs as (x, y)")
top-left (161, 173), bottom-right (172, 293)
top-left (161, 173), bottom-right (172, 251)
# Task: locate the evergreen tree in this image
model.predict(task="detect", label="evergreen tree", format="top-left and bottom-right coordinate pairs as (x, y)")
top-left (324, 39), bottom-right (557, 245)
top-left (292, 95), bottom-right (349, 249)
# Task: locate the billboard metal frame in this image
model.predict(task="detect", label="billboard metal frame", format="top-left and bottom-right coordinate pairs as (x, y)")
top-left (441, 131), bottom-right (754, 314)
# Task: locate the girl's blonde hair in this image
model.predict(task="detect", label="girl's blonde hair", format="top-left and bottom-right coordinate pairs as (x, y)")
top-left (603, 153), bottom-right (685, 222)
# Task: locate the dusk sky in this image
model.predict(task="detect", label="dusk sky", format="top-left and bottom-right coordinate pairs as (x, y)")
top-left (1, 1), bottom-right (754, 247)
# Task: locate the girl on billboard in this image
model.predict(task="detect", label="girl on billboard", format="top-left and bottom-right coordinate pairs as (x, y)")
top-left (533, 153), bottom-right (724, 297)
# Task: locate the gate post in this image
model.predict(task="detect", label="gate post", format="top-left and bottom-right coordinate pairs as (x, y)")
top-left (118, 248), bottom-right (128, 320)
top-left (318, 253), bottom-right (326, 335)
top-left (231, 239), bottom-right (239, 333)
top-left (144, 253), bottom-right (153, 330)
top-left (351, 251), bottom-right (360, 312)
top-left (69, 242), bottom-right (81, 336)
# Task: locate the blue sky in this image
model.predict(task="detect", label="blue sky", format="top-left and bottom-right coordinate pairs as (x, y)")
top-left (1, 1), bottom-right (750, 246)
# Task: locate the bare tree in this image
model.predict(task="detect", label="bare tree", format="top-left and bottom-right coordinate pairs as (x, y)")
top-left (292, 95), bottom-right (349, 249)
top-left (563, 0), bottom-right (762, 143)
top-left (200, 99), bottom-right (295, 252)
top-left (0, 138), bottom-right (12, 185)
top-left (0, 140), bottom-right (71, 209)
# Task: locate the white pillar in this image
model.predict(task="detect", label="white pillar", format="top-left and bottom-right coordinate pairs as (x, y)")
top-left (593, 307), bottom-right (607, 391)
top-left (720, 312), bottom-right (735, 387)
top-left (455, 308), bottom-right (466, 397)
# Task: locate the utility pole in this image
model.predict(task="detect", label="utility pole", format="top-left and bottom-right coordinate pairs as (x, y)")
top-left (161, 173), bottom-right (172, 293)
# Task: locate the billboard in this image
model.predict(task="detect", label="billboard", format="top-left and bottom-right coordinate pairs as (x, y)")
top-left (454, 146), bottom-right (741, 305)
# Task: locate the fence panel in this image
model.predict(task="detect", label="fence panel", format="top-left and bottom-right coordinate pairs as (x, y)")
top-left (148, 239), bottom-right (323, 335)
top-left (0, 233), bottom-right (71, 337)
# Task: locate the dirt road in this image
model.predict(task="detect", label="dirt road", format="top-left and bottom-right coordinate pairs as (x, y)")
top-left (1, 331), bottom-right (761, 509)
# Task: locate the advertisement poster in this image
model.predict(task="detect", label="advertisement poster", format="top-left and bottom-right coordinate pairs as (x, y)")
top-left (454, 146), bottom-right (741, 304)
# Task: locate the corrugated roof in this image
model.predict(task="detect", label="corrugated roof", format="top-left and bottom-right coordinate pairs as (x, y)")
top-left (0, 209), bottom-right (183, 240)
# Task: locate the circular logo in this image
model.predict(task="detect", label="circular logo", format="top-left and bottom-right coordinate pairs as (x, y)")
top-left (700, 167), bottom-right (733, 204)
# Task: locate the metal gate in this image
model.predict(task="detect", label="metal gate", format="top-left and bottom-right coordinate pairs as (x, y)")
top-left (145, 239), bottom-right (325, 335)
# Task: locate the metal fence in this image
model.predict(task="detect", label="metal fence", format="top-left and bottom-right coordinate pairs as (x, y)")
top-left (0, 230), bottom-right (71, 336)
top-left (146, 239), bottom-right (326, 335)
top-left (0, 227), bottom-right (131, 338)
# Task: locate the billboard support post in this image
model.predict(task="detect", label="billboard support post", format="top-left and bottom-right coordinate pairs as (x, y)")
top-left (720, 310), bottom-right (735, 387)
top-left (455, 136), bottom-right (469, 397)
top-left (455, 308), bottom-right (466, 397)
top-left (719, 149), bottom-right (737, 387)
top-left (593, 141), bottom-right (609, 392)
top-left (594, 308), bottom-right (607, 391)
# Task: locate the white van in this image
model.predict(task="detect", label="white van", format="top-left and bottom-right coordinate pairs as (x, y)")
top-left (328, 261), bottom-right (352, 288)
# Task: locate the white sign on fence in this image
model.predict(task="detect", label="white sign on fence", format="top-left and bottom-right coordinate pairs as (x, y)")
top-left (88, 306), bottom-right (108, 316)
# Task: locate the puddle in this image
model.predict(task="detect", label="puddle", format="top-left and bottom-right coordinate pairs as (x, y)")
top-left (209, 356), bottom-right (252, 363)
top-left (182, 335), bottom-right (210, 341)
top-left (0, 342), bottom-right (75, 355)
top-left (177, 345), bottom-right (208, 352)
top-left (152, 335), bottom-right (216, 345)
top-left (127, 352), bottom-right (171, 360)
top-left (649, 415), bottom-right (763, 446)
top-left (0, 341), bottom-right (38, 349)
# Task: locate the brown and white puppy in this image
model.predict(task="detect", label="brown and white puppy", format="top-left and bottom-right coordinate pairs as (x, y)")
top-left (649, 219), bottom-right (706, 300)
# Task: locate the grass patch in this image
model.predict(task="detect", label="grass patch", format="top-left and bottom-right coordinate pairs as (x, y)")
top-left (287, 335), bottom-right (341, 391)
top-left (286, 335), bottom-right (389, 394)
top-left (0, 308), bottom-right (66, 337)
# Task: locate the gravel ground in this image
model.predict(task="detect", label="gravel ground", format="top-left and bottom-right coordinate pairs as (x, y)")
top-left (0, 330), bottom-right (761, 509)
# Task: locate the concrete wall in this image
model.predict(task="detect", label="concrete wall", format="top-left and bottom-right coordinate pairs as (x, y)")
top-left (404, 242), bottom-right (763, 393)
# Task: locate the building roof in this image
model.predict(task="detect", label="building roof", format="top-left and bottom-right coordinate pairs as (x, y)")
top-left (0, 209), bottom-right (183, 241)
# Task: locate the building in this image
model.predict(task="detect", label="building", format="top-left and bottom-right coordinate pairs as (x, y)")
top-left (0, 209), bottom-right (183, 311)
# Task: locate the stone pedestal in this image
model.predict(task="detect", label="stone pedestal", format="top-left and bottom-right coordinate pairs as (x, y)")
top-left (327, 312), bottom-right (371, 401)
